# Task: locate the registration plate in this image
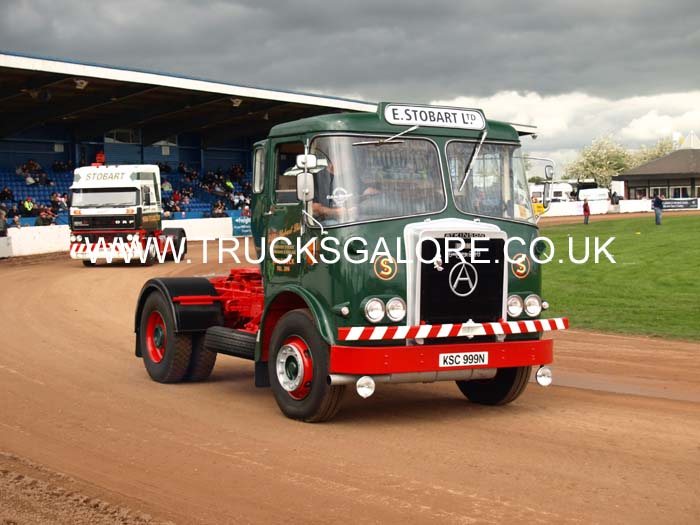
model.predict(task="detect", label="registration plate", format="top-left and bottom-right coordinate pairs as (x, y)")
top-left (439, 351), bottom-right (489, 367)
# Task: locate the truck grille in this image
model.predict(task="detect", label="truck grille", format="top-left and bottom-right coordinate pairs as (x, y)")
top-left (71, 215), bottom-right (136, 230)
top-left (419, 237), bottom-right (504, 325)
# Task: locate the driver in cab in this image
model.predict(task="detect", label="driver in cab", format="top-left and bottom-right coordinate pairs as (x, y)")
top-left (312, 156), bottom-right (380, 224)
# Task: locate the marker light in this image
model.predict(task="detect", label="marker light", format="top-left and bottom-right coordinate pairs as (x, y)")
top-left (70, 234), bottom-right (76, 242)
top-left (524, 294), bottom-right (543, 318)
top-left (507, 295), bottom-right (524, 318)
top-left (364, 298), bottom-right (385, 323)
top-left (126, 234), bottom-right (133, 241)
top-left (386, 297), bottom-right (407, 322)
top-left (76, 235), bottom-right (83, 242)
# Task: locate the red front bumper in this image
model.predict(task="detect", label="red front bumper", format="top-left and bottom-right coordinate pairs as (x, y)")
top-left (329, 339), bottom-right (553, 375)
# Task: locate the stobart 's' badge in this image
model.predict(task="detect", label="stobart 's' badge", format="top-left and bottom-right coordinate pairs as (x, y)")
top-left (511, 253), bottom-right (531, 279)
top-left (373, 256), bottom-right (397, 281)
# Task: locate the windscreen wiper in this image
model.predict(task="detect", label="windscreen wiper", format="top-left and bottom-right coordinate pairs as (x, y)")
top-left (458, 130), bottom-right (487, 192)
top-left (352, 125), bottom-right (419, 146)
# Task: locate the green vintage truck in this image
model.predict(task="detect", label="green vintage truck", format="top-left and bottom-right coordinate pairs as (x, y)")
top-left (133, 103), bottom-right (568, 422)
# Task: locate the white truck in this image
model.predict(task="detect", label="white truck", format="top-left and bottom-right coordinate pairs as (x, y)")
top-left (69, 164), bottom-right (186, 266)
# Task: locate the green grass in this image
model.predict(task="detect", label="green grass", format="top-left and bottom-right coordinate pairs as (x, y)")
top-left (540, 214), bottom-right (700, 341)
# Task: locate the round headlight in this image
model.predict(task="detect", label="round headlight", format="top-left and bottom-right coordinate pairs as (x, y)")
top-left (507, 295), bottom-right (524, 318)
top-left (76, 235), bottom-right (83, 242)
top-left (70, 234), bottom-right (76, 242)
top-left (364, 298), bottom-right (385, 324)
top-left (386, 297), bottom-right (406, 322)
top-left (126, 234), bottom-right (133, 241)
top-left (524, 294), bottom-right (542, 318)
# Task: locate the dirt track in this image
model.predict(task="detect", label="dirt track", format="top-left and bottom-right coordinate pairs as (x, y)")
top-left (1, 244), bottom-right (699, 524)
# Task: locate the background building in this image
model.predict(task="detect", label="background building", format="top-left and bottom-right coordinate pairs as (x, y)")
top-left (616, 132), bottom-right (700, 200)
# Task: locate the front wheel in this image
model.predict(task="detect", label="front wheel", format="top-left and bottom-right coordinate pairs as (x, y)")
top-left (268, 309), bottom-right (344, 422)
top-left (139, 292), bottom-right (192, 382)
top-left (456, 366), bottom-right (531, 405)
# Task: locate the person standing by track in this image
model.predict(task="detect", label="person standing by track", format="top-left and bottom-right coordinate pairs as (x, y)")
top-left (652, 194), bottom-right (664, 225)
top-left (582, 198), bottom-right (590, 225)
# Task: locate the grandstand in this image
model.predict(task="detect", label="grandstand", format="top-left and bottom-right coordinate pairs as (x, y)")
top-left (0, 52), bottom-right (376, 226)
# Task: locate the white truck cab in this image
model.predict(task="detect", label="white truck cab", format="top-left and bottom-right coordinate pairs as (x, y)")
top-left (69, 164), bottom-right (184, 265)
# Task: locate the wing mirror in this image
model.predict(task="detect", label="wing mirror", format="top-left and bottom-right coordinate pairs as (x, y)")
top-left (297, 171), bottom-right (314, 202)
top-left (544, 165), bottom-right (554, 181)
top-left (296, 154), bottom-right (317, 170)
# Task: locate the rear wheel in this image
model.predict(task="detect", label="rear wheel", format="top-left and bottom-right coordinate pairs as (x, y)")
top-left (456, 366), bottom-right (531, 405)
top-left (268, 309), bottom-right (344, 422)
top-left (184, 334), bottom-right (217, 382)
top-left (82, 260), bottom-right (96, 267)
top-left (139, 292), bottom-right (191, 383)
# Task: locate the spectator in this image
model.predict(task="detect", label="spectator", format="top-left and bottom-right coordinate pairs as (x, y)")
top-left (35, 210), bottom-right (53, 226)
top-left (38, 172), bottom-right (54, 186)
top-left (652, 194), bottom-right (664, 226)
top-left (6, 205), bottom-right (20, 219)
top-left (25, 173), bottom-right (37, 186)
top-left (0, 186), bottom-right (13, 201)
top-left (582, 199), bottom-right (590, 225)
top-left (58, 193), bottom-right (70, 211)
top-left (22, 198), bottom-right (35, 217)
top-left (172, 190), bottom-right (181, 203)
top-left (0, 211), bottom-right (7, 237)
top-left (10, 215), bottom-right (22, 229)
top-left (241, 205), bottom-right (251, 217)
top-left (50, 192), bottom-right (60, 213)
top-left (162, 179), bottom-right (173, 192)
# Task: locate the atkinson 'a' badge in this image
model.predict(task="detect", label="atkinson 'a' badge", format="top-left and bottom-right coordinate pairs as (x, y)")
top-left (448, 261), bottom-right (478, 297)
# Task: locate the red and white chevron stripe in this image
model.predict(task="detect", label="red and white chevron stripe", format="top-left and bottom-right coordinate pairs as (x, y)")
top-left (338, 318), bottom-right (568, 342)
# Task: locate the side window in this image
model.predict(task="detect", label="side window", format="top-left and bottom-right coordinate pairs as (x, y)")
top-left (253, 147), bottom-right (265, 194)
top-left (275, 141), bottom-right (304, 204)
top-left (142, 185), bottom-right (151, 206)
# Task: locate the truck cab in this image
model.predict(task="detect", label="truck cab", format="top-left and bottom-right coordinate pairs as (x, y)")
top-left (133, 103), bottom-right (568, 422)
top-left (70, 164), bottom-right (184, 265)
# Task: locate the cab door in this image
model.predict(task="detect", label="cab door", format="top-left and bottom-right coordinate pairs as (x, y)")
top-left (262, 138), bottom-right (305, 283)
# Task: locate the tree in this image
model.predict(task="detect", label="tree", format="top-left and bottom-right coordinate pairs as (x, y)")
top-left (565, 136), bottom-right (632, 189)
top-left (630, 138), bottom-right (675, 169)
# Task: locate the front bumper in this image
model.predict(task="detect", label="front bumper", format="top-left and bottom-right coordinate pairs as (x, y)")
top-left (69, 242), bottom-right (142, 260)
top-left (329, 338), bottom-right (553, 375)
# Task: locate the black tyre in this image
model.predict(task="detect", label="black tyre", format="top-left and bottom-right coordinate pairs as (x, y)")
top-left (456, 366), bottom-right (531, 405)
top-left (162, 228), bottom-right (187, 261)
top-left (139, 292), bottom-right (191, 383)
top-left (140, 238), bottom-right (157, 266)
top-left (268, 309), bottom-right (344, 422)
top-left (82, 260), bottom-right (96, 267)
top-left (184, 333), bottom-right (217, 382)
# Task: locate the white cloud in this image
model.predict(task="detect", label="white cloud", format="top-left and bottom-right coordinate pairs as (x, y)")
top-left (432, 91), bottom-right (700, 168)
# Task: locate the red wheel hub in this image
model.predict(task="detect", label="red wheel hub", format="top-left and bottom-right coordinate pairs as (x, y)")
top-left (145, 311), bottom-right (166, 363)
top-left (275, 336), bottom-right (313, 400)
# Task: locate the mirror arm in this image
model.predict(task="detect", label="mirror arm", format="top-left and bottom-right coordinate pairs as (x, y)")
top-left (302, 208), bottom-right (325, 236)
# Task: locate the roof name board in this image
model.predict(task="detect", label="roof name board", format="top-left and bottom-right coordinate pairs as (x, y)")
top-left (383, 104), bottom-right (486, 131)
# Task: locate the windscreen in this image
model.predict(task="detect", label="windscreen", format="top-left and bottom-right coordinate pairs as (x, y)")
top-left (447, 142), bottom-right (534, 223)
top-left (72, 188), bottom-right (139, 207)
top-left (309, 136), bottom-right (445, 226)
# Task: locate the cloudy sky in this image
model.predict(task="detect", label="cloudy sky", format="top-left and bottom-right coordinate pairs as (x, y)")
top-left (2, 0), bottom-right (699, 166)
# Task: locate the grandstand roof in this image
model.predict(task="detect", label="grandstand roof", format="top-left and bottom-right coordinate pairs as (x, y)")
top-left (0, 51), bottom-right (377, 146)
